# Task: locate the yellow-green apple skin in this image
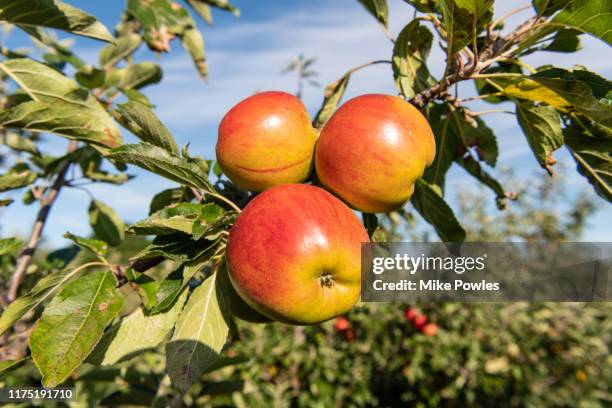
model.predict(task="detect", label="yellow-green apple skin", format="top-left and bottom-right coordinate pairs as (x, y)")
top-left (216, 91), bottom-right (318, 191)
top-left (226, 184), bottom-right (369, 325)
top-left (315, 94), bottom-right (436, 213)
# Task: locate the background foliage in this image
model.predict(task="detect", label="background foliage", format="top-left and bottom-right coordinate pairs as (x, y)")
top-left (0, 0), bottom-right (610, 406)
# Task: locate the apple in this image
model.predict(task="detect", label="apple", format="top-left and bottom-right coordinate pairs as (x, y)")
top-left (412, 314), bottom-right (427, 330)
top-left (226, 184), bottom-right (369, 325)
top-left (315, 94), bottom-right (436, 213)
top-left (216, 91), bottom-right (318, 191)
top-left (216, 260), bottom-right (272, 323)
top-left (421, 323), bottom-right (439, 336)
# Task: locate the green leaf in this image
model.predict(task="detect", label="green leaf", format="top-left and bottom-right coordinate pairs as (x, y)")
top-left (0, 0), bottom-right (113, 42)
top-left (191, 204), bottom-right (231, 241)
top-left (393, 20), bottom-right (435, 98)
top-left (107, 143), bottom-right (213, 191)
top-left (456, 155), bottom-right (513, 209)
top-left (411, 179), bottom-right (466, 242)
top-left (0, 59), bottom-right (122, 148)
top-left (126, 0), bottom-right (209, 78)
top-left (564, 120), bottom-right (612, 201)
top-left (182, 27), bottom-right (207, 79)
top-left (453, 111), bottom-right (498, 166)
top-left (29, 270), bottom-right (123, 387)
top-left (494, 68), bottom-right (612, 128)
top-left (403, 0), bottom-right (441, 13)
top-left (544, 29), bottom-right (582, 53)
top-left (99, 33), bottom-right (142, 69)
top-left (89, 200), bottom-right (125, 247)
top-left (313, 74), bottom-right (350, 129)
top-left (120, 62), bottom-right (163, 90)
top-left (113, 102), bottom-right (179, 154)
top-left (149, 188), bottom-right (191, 214)
top-left (423, 106), bottom-right (459, 192)
top-left (63, 232), bottom-right (108, 258)
top-left (551, 0), bottom-right (611, 45)
top-left (128, 203), bottom-right (209, 235)
top-left (89, 289), bottom-right (187, 365)
top-left (0, 237), bottom-right (22, 255)
top-left (0, 358), bottom-right (27, 376)
top-left (441, 0), bottom-right (493, 58)
top-left (532, 0), bottom-right (566, 16)
top-left (357, 0), bottom-right (389, 28)
top-left (0, 266), bottom-right (88, 336)
top-left (0, 132), bottom-right (39, 155)
top-left (195, 0), bottom-right (239, 17)
top-left (516, 102), bottom-right (564, 174)
top-left (166, 273), bottom-right (230, 391)
top-left (0, 198), bottom-right (14, 207)
top-left (0, 166), bottom-right (37, 192)
top-left (75, 66), bottom-right (105, 89)
top-left (186, 0), bottom-right (213, 24)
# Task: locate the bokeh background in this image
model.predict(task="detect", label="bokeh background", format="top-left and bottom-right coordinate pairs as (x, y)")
top-left (0, 0), bottom-right (610, 246)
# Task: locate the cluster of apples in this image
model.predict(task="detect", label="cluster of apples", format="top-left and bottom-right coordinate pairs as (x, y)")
top-left (215, 91), bottom-right (436, 325)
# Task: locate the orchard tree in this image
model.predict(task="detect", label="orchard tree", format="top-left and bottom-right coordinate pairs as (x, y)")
top-left (0, 0), bottom-right (610, 401)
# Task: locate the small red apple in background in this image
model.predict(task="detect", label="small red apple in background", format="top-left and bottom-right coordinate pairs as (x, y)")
top-left (421, 323), bottom-right (438, 336)
top-left (315, 94), bottom-right (436, 213)
top-left (412, 314), bottom-right (427, 330)
top-left (216, 91), bottom-right (317, 192)
top-left (404, 307), bottom-right (418, 321)
top-left (335, 316), bottom-right (351, 331)
top-left (226, 184), bottom-right (369, 325)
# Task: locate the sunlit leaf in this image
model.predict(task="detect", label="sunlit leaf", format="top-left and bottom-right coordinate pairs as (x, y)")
top-left (63, 232), bottom-right (108, 258)
top-left (0, 0), bottom-right (113, 42)
top-left (516, 102), bottom-right (564, 174)
top-left (411, 179), bottom-right (466, 242)
top-left (113, 102), bottom-right (179, 154)
top-left (99, 33), bottom-right (142, 69)
top-left (0, 265), bottom-right (88, 336)
top-left (166, 273), bottom-right (230, 391)
top-left (551, 0), bottom-right (611, 45)
top-left (89, 200), bottom-right (125, 247)
top-left (313, 74), bottom-right (350, 129)
top-left (107, 143), bottom-right (214, 192)
top-left (357, 0), bottom-right (389, 27)
top-left (29, 270), bottom-right (123, 386)
top-left (393, 20), bottom-right (435, 98)
top-left (89, 289), bottom-right (187, 365)
top-left (0, 59), bottom-right (122, 148)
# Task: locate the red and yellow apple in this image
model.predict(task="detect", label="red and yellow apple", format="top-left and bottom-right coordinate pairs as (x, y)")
top-left (216, 91), bottom-right (317, 191)
top-left (315, 94), bottom-right (436, 213)
top-left (226, 184), bottom-right (369, 325)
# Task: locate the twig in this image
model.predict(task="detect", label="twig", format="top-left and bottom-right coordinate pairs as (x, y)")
top-left (345, 59), bottom-right (392, 75)
top-left (8, 140), bottom-right (78, 301)
top-left (466, 109), bottom-right (515, 117)
top-left (379, 23), bottom-right (395, 44)
top-left (457, 92), bottom-right (503, 102)
top-left (205, 191), bottom-right (242, 213)
top-left (492, 4), bottom-right (532, 29)
top-left (409, 14), bottom-right (541, 109)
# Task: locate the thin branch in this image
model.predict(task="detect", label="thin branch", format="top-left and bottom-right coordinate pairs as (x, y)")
top-left (205, 191), bottom-right (242, 213)
top-left (492, 4), bottom-right (532, 29)
top-left (467, 109), bottom-right (515, 117)
top-left (8, 140), bottom-right (78, 301)
top-left (345, 59), bottom-right (392, 76)
top-left (458, 92), bottom-right (503, 102)
top-left (379, 23), bottom-right (395, 44)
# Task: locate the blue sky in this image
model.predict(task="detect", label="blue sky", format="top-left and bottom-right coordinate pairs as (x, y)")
top-left (0, 0), bottom-right (610, 248)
